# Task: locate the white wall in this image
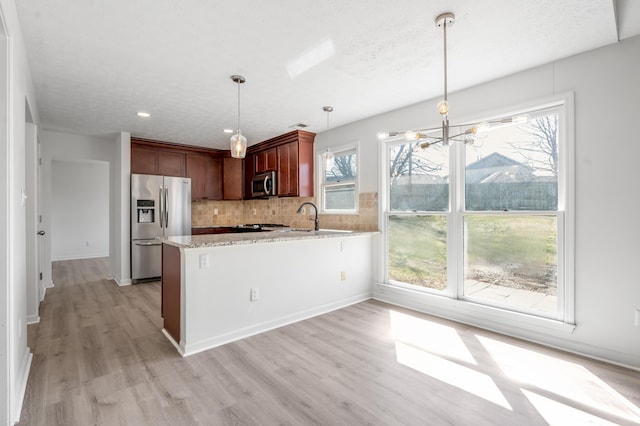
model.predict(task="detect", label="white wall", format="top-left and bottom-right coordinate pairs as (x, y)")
top-left (178, 234), bottom-right (374, 356)
top-left (316, 35), bottom-right (640, 368)
top-left (112, 132), bottom-right (131, 286)
top-left (51, 160), bottom-right (109, 260)
top-left (41, 130), bottom-right (131, 285)
top-left (0, 0), bottom-right (39, 423)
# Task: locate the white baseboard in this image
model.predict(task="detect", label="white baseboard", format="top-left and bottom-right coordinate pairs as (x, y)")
top-left (373, 283), bottom-right (640, 371)
top-left (114, 276), bottom-right (132, 286)
top-left (52, 253), bottom-right (109, 261)
top-left (12, 349), bottom-right (33, 425)
top-left (180, 293), bottom-right (371, 357)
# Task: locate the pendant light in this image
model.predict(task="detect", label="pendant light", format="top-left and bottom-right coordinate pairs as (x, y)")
top-left (230, 75), bottom-right (247, 158)
top-left (377, 12), bottom-right (527, 148)
top-left (322, 106), bottom-right (335, 170)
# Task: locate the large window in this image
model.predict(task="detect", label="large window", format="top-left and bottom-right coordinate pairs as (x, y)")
top-left (383, 97), bottom-right (573, 322)
top-left (319, 145), bottom-right (358, 213)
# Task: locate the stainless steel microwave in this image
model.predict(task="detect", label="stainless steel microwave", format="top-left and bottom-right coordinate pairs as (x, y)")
top-left (251, 171), bottom-right (277, 198)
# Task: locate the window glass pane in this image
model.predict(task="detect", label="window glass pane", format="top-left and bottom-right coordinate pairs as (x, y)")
top-left (324, 184), bottom-right (355, 210)
top-left (388, 215), bottom-right (447, 291)
top-left (463, 215), bottom-right (557, 316)
top-left (465, 113), bottom-right (558, 211)
top-left (389, 141), bottom-right (448, 212)
top-left (325, 151), bottom-right (356, 184)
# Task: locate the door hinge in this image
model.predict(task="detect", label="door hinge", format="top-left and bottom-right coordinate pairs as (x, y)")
top-left (39, 214), bottom-right (42, 223)
top-left (39, 157), bottom-right (42, 166)
top-left (39, 272), bottom-right (43, 280)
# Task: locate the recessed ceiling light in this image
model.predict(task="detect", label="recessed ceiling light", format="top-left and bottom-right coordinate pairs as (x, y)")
top-left (223, 129), bottom-right (234, 134)
top-left (137, 112), bottom-right (151, 118)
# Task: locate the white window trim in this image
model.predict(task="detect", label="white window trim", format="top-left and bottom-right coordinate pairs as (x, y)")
top-left (317, 142), bottom-right (360, 214)
top-left (378, 92), bottom-right (575, 329)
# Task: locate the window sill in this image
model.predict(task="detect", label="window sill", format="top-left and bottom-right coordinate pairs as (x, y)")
top-left (320, 210), bottom-right (360, 215)
top-left (373, 282), bottom-right (576, 336)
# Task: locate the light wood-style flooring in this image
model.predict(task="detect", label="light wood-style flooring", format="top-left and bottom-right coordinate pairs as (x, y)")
top-left (19, 258), bottom-right (640, 425)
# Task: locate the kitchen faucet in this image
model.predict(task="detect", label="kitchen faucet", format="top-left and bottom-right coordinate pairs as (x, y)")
top-left (296, 202), bottom-right (319, 231)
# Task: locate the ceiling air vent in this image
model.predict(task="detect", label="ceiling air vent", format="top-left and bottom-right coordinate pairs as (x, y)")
top-left (289, 122), bottom-right (309, 128)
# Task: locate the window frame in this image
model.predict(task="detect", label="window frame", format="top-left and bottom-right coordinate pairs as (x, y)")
top-left (317, 142), bottom-right (360, 214)
top-left (380, 93), bottom-right (575, 326)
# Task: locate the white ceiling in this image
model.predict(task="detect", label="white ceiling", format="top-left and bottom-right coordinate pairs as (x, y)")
top-left (15, 0), bottom-right (640, 150)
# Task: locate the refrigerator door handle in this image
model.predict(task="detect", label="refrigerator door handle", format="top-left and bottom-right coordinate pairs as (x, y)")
top-left (159, 186), bottom-right (164, 228)
top-left (165, 187), bottom-right (169, 226)
top-left (135, 241), bottom-right (162, 246)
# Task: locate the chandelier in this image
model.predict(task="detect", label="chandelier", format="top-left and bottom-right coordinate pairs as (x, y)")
top-left (377, 12), bottom-right (526, 148)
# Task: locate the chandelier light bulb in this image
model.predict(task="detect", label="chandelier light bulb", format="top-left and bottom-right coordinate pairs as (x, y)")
top-left (404, 131), bottom-right (419, 141)
top-left (377, 131), bottom-right (390, 141)
top-left (437, 100), bottom-right (449, 116)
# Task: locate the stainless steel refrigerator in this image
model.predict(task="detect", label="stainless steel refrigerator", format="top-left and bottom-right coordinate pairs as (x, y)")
top-left (131, 174), bottom-right (191, 282)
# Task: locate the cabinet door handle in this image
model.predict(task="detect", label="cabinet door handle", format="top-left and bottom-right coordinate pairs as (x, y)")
top-left (135, 241), bottom-right (161, 246)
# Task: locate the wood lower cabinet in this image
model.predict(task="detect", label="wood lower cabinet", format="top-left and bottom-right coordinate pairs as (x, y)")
top-left (161, 243), bottom-right (181, 343)
top-left (186, 154), bottom-right (223, 200)
top-left (223, 157), bottom-right (244, 200)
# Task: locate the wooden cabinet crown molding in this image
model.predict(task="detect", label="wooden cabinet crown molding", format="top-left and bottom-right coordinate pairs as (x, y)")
top-left (246, 130), bottom-right (315, 155)
top-left (131, 137), bottom-right (228, 157)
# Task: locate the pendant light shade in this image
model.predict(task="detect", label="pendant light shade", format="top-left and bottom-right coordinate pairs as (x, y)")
top-left (230, 75), bottom-right (247, 159)
top-left (322, 106), bottom-right (335, 170)
top-left (324, 148), bottom-right (335, 170)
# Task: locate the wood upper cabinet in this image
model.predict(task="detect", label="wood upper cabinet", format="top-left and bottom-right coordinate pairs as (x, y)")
top-left (186, 154), bottom-right (223, 200)
top-left (131, 139), bottom-right (186, 177)
top-left (158, 150), bottom-right (186, 177)
top-left (277, 142), bottom-right (298, 197)
top-left (223, 157), bottom-right (244, 200)
top-left (131, 145), bottom-right (159, 175)
top-left (245, 130), bottom-right (315, 199)
top-left (255, 148), bottom-right (277, 173)
top-left (277, 133), bottom-right (314, 197)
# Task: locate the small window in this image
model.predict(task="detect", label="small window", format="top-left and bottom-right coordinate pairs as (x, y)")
top-left (320, 146), bottom-right (358, 213)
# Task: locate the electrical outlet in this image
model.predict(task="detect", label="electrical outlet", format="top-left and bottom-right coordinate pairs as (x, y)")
top-left (252, 208), bottom-right (257, 215)
top-left (340, 271), bottom-right (346, 281)
top-left (199, 254), bottom-right (210, 269)
top-left (250, 288), bottom-right (259, 301)
top-left (213, 208), bottom-right (218, 215)
top-left (300, 207), bottom-right (306, 214)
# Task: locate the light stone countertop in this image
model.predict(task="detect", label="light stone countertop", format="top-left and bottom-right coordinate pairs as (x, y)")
top-left (164, 228), bottom-right (377, 249)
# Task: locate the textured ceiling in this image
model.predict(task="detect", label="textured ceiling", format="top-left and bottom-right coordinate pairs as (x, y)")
top-left (15, 0), bottom-right (640, 149)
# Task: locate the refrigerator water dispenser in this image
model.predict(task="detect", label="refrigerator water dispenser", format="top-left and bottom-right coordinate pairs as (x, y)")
top-left (137, 200), bottom-right (155, 223)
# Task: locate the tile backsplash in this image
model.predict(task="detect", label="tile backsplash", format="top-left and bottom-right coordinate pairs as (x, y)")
top-left (192, 192), bottom-right (378, 232)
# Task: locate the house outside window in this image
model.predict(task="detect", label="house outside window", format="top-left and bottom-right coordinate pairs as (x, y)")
top-left (319, 145), bottom-right (358, 213)
top-left (382, 95), bottom-right (574, 324)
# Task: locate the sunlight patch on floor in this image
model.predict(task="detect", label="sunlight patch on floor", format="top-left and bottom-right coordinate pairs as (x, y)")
top-left (522, 390), bottom-right (621, 426)
top-left (389, 310), bottom-right (476, 364)
top-left (477, 335), bottom-right (640, 423)
top-left (394, 341), bottom-right (512, 410)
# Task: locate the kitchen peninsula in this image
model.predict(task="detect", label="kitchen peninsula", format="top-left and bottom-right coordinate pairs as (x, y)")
top-left (161, 229), bottom-right (375, 356)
